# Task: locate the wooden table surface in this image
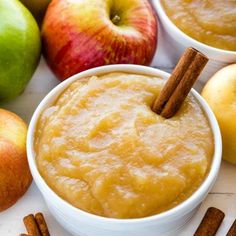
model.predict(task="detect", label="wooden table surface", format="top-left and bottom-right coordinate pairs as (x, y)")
top-left (1, 57), bottom-right (236, 236)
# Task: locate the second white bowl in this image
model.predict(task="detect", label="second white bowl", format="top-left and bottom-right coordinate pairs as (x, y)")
top-left (152, 0), bottom-right (236, 84)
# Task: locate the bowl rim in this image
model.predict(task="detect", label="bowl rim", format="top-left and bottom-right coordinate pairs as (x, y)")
top-left (154, 0), bottom-right (236, 56)
top-left (27, 64), bottom-right (222, 225)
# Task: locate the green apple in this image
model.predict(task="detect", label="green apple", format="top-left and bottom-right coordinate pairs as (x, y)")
top-left (20, 0), bottom-right (51, 24)
top-left (202, 64), bottom-right (236, 164)
top-left (0, 0), bottom-right (41, 102)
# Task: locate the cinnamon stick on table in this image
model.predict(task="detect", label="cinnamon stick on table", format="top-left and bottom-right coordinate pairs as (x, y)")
top-left (23, 214), bottom-right (41, 236)
top-left (226, 219), bottom-right (236, 236)
top-left (35, 212), bottom-right (50, 236)
top-left (194, 207), bottom-right (225, 236)
top-left (152, 47), bottom-right (208, 118)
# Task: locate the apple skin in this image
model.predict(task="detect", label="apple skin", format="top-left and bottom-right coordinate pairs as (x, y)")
top-left (20, 0), bottom-right (51, 25)
top-left (0, 109), bottom-right (32, 212)
top-left (202, 64), bottom-right (236, 164)
top-left (0, 0), bottom-right (41, 102)
top-left (42, 0), bottom-right (158, 81)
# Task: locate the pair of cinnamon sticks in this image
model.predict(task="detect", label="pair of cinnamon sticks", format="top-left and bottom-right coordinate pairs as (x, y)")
top-left (194, 207), bottom-right (236, 236)
top-left (20, 212), bottom-right (50, 236)
top-left (152, 47), bottom-right (208, 118)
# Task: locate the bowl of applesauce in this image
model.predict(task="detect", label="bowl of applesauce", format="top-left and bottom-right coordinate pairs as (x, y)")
top-left (153, 0), bottom-right (236, 83)
top-left (27, 64), bottom-right (222, 236)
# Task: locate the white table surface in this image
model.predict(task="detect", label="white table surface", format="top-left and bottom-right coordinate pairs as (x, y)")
top-left (1, 56), bottom-right (236, 236)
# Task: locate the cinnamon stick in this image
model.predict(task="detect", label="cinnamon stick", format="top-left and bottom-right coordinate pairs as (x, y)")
top-left (19, 234), bottom-right (29, 236)
top-left (152, 47), bottom-right (197, 114)
top-left (23, 214), bottom-right (42, 236)
top-left (193, 207), bottom-right (225, 236)
top-left (152, 47), bottom-right (208, 118)
top-left (35, 212), bottom-right (50, 236)
top-left (226, 219), bottom-right (236, 236)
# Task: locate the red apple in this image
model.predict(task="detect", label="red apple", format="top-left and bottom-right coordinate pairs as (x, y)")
top-left (0, 109), bottom-right (32, 211)
top-left (42, 0), bottom-right (158, 81)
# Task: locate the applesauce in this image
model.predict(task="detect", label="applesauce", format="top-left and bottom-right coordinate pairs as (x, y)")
top-left (35, 72), bottom-right (213, 219)
top-left (161, 0), bottom-right (236, 51)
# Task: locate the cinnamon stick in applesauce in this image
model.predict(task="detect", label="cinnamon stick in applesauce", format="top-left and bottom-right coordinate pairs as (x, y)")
top-left (152, 47), bottom-right (208, 118)
top-left (194, 207), bottom-right (225, 236)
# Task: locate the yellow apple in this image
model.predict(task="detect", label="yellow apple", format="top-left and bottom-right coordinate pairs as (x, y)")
top-left (202, 64), bottom-right (236, 164)
top-left (0, 109), bottom-right (32, 211)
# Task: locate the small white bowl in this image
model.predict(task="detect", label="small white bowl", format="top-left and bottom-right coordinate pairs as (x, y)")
top-left (152, 0), bottom-right (236, 84)
top-left (27, 64), bottom-right (222, 236)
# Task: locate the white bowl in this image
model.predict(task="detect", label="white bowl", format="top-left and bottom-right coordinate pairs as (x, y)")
top-left (27, 64), bottom-right (222, 236)
top-left (152, 0), bottom-right (236, 84)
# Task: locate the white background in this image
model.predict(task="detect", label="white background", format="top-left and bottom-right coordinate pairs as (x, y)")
top-left (0, 12), bottom-right (236, 234)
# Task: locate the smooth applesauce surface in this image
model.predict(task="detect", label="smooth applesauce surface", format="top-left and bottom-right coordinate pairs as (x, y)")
top-left (161, 0), bottom-right (236, 51)
top-left (35, 72), bottom-right (213, 219)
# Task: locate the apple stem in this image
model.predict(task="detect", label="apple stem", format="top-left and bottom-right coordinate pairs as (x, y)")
top-left (111, 15), bottom-right (121, 25)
